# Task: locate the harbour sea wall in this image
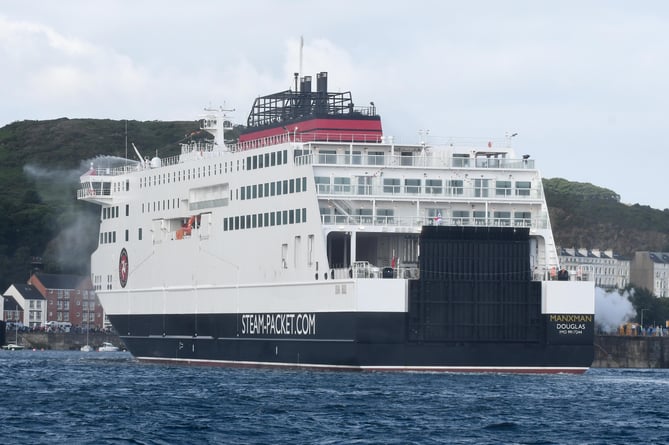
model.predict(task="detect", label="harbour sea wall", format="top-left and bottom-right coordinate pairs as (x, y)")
top-left (6, 332), bottom-right (668, 368)
top-left (594, 335), bottom-right (669, 368)
top-left (11, 332), bottom-right (124, 351)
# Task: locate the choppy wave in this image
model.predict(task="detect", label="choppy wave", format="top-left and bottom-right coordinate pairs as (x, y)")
top-left (0, 350), bottom-right (667, 444)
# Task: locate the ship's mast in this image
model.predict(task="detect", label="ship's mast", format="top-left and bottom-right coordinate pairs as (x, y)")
top-left (299, 35), bottom-right (304, 81)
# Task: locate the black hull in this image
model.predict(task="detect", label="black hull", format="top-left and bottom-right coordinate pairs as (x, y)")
top-left (112, 312), bottom-right (594, 373)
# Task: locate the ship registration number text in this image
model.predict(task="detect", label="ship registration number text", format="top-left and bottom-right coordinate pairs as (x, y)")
top-left (241, 313), bottom-right (316, 336)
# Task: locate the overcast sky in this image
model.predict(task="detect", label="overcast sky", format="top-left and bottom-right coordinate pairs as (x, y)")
top-left (2, 1), bottom-right (668, 209)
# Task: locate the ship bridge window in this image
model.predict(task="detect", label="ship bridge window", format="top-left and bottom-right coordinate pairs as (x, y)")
top-left (448, 180), bottom-right (464, 195)
top-left (496, 180), bottom-right (512, 196)
top-left (425, 179), bottom-right (442, 194)
top-left (405, 178), bottom-right (421, 194)
top-left (334, 177), bottom-right (351, 193)
top-left (319, 150), bottom-right (337, 164)
top-left (383, 178), bottom-right (400, 194)
top-left (452, 154), bottom-right (470, 168)
top-left (516, 181), bottom-right (531, 196)
top-left (474, 179), bottom-right (490, 198)
top-left (453, 210), bottom-right (470, 225)
top-left (369, 151), bottom-right (384, 166)
top-left (401, 152), bottom-right (414, 166)
top-left (355, 208), bottom-right (372, 224)
top-left (427, 208), bottom-right (444, 224)
top-left (315, 177), bottom-right (330, 193)
top-left (514, 211), bottom-right (531, 227)
top-left (474, 211), bottom-right (488, 225)
top-left (277, 150), bottom-right (283, 165)
top-left (271, 152), bottom-right (276, 166)
top-left (377, 208), bottom-right (394, 224)
top-left (494, 211), bottom-right (511, 226)
top-left (351, 151), bottom-right (362, 165)
top-left (258, 155), bottom-right (264, 169)
top-left (320, 207), bottom-right (332, 223)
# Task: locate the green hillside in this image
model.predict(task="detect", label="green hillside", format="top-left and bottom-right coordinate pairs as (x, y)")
top-left (1, 118), bottom-right (668, 292)
top-left (0, 118), bottom-right (200, 291)
top-left (544, 178), bottom-right (669, 255)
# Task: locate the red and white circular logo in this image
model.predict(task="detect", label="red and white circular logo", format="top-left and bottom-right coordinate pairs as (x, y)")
top-left (119, 248), bottom-right (129, 288)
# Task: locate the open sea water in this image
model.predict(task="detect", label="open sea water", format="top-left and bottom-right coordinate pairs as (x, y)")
top-left (0, 350), bottom-right (667, 444)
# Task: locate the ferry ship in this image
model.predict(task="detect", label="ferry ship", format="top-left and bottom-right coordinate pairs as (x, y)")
top-left (78, 72), bottom-right (595, 373)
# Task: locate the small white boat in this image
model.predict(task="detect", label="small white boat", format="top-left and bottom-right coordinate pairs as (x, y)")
top-left (80, 344), bottom-right (94, 352)
top-left (2, 343), bottom-right (25, 351)
top-left (98, 342), bottom-right (120, 352)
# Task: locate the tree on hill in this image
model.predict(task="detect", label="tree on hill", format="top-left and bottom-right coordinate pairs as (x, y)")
top-left (0, 118), bottom-right (200, 291)
top-left (544, 178), bottom-right (669, 256)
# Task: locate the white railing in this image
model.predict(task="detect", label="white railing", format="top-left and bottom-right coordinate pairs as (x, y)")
top-left (320, 214), bottom-right (549, 230)
top-left (295, 153), bottom-right (535, 169)
top-left (316, 184), bottom-right (540, 200)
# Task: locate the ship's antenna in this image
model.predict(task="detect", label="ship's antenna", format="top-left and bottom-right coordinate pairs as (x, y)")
top-left (299, 35), bottom-right (304, 80)
top-left (125, 120), bottom-right (128, 163)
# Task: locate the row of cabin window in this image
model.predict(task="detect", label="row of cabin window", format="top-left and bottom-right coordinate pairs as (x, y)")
top-left (137, 149), bottom-right (290, 189)
top-left (239, 177), bottom-right (307, 200)
top-left (100, 228), bottom-right (143, 245)
top-left (102, 205), bottom-right (130, 220)
top-left (223, 208), bottom-right (307, 231)
top-left (246, 149), bottom-right (289, 170)
top-left (100, 231), bottom-right (116, 244)
top-left (142, 198), bottom-right (181, 213)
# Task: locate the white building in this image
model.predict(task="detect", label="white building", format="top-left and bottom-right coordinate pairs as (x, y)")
top-left (559, 247), bottom-right (629, 289)
top-left (2, 284), bottom-right (47, 327)
top-left (630, 252), bottom-right (669, 298)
